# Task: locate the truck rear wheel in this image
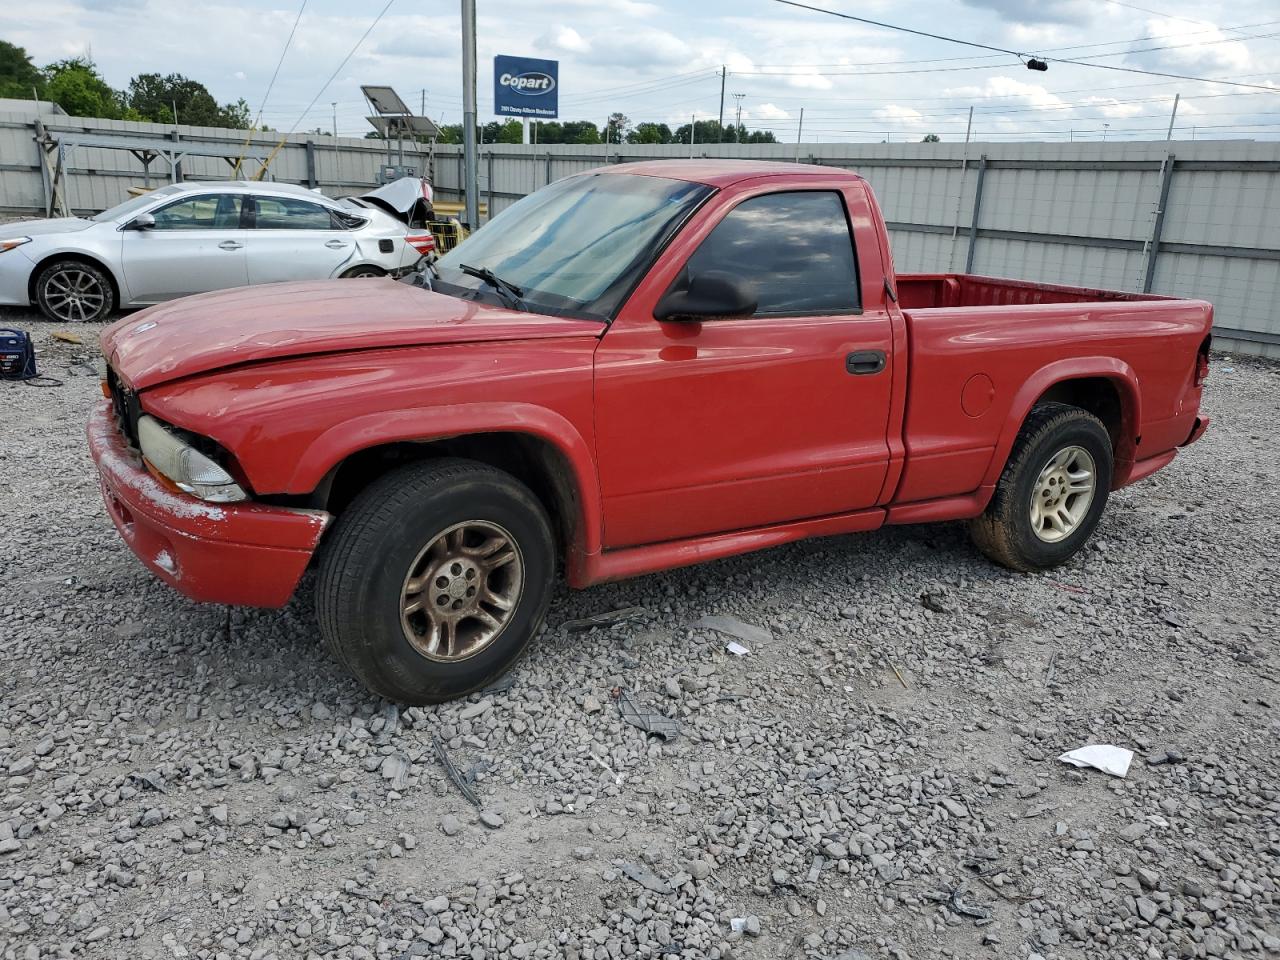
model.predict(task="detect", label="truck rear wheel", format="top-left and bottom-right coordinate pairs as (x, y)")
top-left (969, 402), bottom-right (1113, 572)
top-left (315, 458), bottom-right (555, 704)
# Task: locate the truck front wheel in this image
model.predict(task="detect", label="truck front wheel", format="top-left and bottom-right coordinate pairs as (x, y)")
top-left (315, 458), bottom-right (556, 704)
top-left (969, 402), bottom-right (1113, 572)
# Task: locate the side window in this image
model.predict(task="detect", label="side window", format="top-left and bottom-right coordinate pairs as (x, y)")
top-left (151, 195), bottom-right (243, 230)
top-left (685, 191), bottom-right (860, 316)
top-left (252, 196), bottom-right (336, 230)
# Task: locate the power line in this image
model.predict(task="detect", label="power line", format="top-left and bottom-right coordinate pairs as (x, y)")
top-left (772, 0), bottom-right (1280, 93)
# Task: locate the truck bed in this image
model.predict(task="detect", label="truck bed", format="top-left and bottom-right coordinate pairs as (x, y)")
top-left (897, 273), bottom-right (1168, 310)
top-left (891, 275), bottom-right (1212, 509)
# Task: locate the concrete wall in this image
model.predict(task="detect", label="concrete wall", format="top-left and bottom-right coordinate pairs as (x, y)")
top-left (1, 111), bottom-right (1277, 356)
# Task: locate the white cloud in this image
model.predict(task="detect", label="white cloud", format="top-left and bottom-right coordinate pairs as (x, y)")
top-left (539, 26), bottom-right (589, 54)
top-left (752, 102), bottom-right (791, 120)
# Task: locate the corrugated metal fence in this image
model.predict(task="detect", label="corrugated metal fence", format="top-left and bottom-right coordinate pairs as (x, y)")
top-left (2, 111), bottom-right (1277, 356)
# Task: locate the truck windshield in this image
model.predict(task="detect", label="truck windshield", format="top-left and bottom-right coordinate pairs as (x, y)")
top-left (434, 173), bottom-right (711, 320)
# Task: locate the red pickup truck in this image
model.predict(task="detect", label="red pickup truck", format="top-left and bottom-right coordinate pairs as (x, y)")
top-left (89, 160), bottom-right (1212, 703)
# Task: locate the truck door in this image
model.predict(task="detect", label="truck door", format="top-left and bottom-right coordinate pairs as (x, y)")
top-left (594, 184), bottom-right (896, 549)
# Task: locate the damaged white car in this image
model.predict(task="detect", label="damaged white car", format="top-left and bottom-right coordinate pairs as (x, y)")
top-left (0, 180), bottom-right (436, 323)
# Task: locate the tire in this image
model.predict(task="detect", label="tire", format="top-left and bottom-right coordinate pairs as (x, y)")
top-left (969, 402), bottom-right (1114, 572)
top-left (315, 458), bottom-right (556, 704)
top-left (34, 259), bottom-right (115, 323)
top-left (340, 265), bottom-right (385, 279)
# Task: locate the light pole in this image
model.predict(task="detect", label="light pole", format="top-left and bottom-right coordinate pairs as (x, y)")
top-left (461, 0), bottom-right (479, 229)
top-left (331, 102), bottom-right (337, 138)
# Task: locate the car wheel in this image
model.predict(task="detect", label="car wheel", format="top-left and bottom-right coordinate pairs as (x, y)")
top-left (969, 402), bottom-right (1114, 572)
top-left (35, 260), bottom-right (115, 323)
top-left (315, 458), bottom-right (556, 704)
top-left (341, 265), bottom-right (385, 279)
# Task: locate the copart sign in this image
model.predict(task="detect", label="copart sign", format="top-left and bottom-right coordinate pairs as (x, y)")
top-left (494, 55), bottom-right (559, 118)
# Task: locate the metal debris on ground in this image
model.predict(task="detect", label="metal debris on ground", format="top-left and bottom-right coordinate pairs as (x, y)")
top-left (924, 884), bottom-right (993, 921)
top-left (725, 640), bottom-right (751, 656)
top-left (1059, 744), bottom-right (1134, 778)
top-left (561, 606), bottom-right (648, 632)
top-left (691, 615), bottom-right (772, 647)
top-left (889, 661), bottom-right (909, 689)
top-left (619, 862), bottom-right (674, 895)
top-left (616, 688), bottom-right (681, 740)
top-left (127, 771), bottom-right (166, 793)
top-left (432, 733), bottom-right (482, 807)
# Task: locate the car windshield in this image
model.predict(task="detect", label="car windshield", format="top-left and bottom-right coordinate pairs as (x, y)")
top-left (91, 186), bottom-right (183, 222)
top-left (433, 173), bottom-right (711, 320)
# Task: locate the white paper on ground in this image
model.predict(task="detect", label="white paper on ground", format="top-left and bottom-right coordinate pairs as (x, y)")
top-left (1058, 744), bottom-right (1134, 778)
top-left (725, 641), bottom-right (751, 657)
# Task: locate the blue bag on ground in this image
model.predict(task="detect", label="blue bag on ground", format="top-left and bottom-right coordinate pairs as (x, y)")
top-left (0, 328), bottom-right (38, 381)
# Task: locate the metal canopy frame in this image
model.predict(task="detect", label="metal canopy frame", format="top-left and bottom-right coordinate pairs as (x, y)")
top-left (32, 124), bottom-right (271, 218)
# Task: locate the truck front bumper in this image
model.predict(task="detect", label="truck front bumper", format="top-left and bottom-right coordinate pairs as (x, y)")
top-left (87, 402), bottom-right (331, 607)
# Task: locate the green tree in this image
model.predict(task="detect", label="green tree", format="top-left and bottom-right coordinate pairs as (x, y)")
top-left (921, 133), bottom-right (941, 143)
top-left (127, 73), bottom-right (248, 128)
top-left (626, 122), bottom-right (672, 144)
top-left (0, 40), bottom-right (44, 100)
top-left (42, 58), bottom-right (125, 118)
top-left (673, 119), bottom-right (729, 146)
top-left (605, 112), bottom-right (630, 143)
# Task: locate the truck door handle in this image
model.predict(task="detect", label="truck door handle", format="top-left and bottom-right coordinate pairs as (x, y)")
top-left (846, 350), bottom-right (887, 375)
top-left (218, 240), bottom-right (243, 251)
top-left (324, 239), bottom-right (349, 249)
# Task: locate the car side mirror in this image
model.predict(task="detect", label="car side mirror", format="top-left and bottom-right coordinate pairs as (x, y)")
top-left (127, 213), bottom-right (156, 231)
top-left (654, 270), bottom-right (757, 322)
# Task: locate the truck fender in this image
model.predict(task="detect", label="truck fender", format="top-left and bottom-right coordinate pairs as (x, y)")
top-left (286, 401), bottom-right (604, 565)
top-left (981, 357), bottom-right (1142, 488)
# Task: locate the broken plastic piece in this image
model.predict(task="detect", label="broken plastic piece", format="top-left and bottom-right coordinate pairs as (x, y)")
top-left (730, 918), bottom-right (747, 933)
top-left (561, 606), bottom-right (648, 632)
top-left (620, 862), bottom-right (673, 895)
top-left (617, 688), bottom-right (681, 740)
top-left (725, 641), bottom-right (751, 656)
top-left (1058, 744), bottom-right (1134, 778)
top-left (693, 615), bottom-right (772, 646)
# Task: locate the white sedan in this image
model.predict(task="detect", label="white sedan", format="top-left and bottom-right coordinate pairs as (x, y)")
top-left (0, 180), bottom-right (436, 323)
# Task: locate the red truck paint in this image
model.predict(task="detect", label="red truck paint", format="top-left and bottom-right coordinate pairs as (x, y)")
top-left (89, 160), bottom-right (1212, 607)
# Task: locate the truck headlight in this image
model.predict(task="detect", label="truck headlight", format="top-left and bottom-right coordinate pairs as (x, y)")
top-left (137, 415), bottom-right (248, 503)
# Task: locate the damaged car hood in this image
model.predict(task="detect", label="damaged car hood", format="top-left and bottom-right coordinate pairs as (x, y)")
top-left (103, 280), bottom-right (605, 390)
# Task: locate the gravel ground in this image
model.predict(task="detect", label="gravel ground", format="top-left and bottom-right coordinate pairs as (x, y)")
top-left (0, 310), bottom-right (1278, 960)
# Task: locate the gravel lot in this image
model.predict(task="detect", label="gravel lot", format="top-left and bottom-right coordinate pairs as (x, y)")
top-left (0, 310), bottom-right (1278, 960)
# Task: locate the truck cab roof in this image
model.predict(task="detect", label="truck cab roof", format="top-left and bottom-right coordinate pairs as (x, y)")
top-left (595, 158), bottom-right (865, 188)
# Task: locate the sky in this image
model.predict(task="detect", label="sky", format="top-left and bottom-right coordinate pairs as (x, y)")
top-left (2, 0), bottom-right (1279, 142)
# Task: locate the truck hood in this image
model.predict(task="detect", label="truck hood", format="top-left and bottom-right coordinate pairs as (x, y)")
top-left (104, 279), bottom-right (605, 390)
top-left (2, 216), bottom-right (97, 239)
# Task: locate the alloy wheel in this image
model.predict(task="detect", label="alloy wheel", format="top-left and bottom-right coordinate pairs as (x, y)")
top-left (399, 520), bottom-right (524, 661)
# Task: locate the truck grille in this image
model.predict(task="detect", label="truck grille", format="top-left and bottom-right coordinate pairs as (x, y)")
top-left (106, 366), bottom-right (143, 451)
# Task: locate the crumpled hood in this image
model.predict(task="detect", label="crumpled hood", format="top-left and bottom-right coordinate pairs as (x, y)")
top-left (4, 217), bottom-right (96, 239)
top-left (103, 279), bottom-right (605, 390)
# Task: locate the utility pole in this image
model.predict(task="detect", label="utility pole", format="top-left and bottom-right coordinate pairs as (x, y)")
top-left (1166, 93), bottom-right (1180, 141)
top-left (461, 0), bottom-right (479, 229)
top-left (795, 107), bottom-right (804, 161)
top-left (718, 66), bottom-right (726, 142)
top-left (732, 93), bottom-right (745, 143)
top-left (963, 105), bottom-right (974, 145)
top-left (331, 102), bottom-right (337, 138)
top-left (689, 114), bottom-right (696, 158)
top-left (1103, 122), bottom-right (1110, 142)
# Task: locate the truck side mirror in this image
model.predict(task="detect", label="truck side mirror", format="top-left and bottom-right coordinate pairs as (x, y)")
top-left (127, 213), bottom-right (156, 231)
top-left (654, 270), bottom-right (757, 322)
